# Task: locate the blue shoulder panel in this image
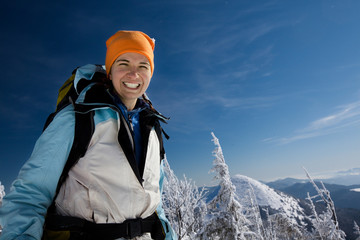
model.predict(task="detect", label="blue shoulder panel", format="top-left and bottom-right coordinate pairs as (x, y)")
top-left (74, 64), bottom-right (106, 94)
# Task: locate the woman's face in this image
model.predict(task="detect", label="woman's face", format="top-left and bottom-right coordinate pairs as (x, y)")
top-left (109, 52), bottom-right (152, 110)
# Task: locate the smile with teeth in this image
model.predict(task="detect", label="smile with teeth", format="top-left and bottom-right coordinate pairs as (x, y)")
top-left (123, 82), bottom-right (140, 89)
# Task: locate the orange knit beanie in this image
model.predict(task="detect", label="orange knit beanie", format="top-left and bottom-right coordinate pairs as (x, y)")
top-left (105, 30), bottom-right (155, 76)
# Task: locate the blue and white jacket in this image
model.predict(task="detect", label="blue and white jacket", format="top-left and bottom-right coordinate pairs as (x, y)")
top-left (0, 65), bottom-right (177, 240)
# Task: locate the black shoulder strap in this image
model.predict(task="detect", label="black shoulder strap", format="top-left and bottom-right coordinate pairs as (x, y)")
top-left (154, 121), bottom-right (167, 161)
top-left (58, 110), bottom-right (94, 191)
top-left (47, 110), bottom-right (95, 214)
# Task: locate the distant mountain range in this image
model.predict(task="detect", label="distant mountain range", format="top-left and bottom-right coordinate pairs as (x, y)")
top-left (266, 167), bottom-right (360, 188)
top-left (265, 167), bottom-right (360, 210)
top-left (204, 168), bottom-right (360, 239)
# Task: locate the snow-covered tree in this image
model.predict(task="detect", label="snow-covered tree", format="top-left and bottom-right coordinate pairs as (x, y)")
top-left (254, 206), bottom-right (307, 240)
top-left (267, 213), bottom-right (305, 240)
top-left (162, 158), bottom-right (207, 239)
top-left (304, 168), bottom-right (346, 240)
top-left (199, 133), bottom-right (250, 240)
top-left (0, 181), bottom-right (5, 207)
top-left (0, 181), bottom-right (4, 235)
top-left (354, 221), bottom-right (360, 240)
top-left (242, 186), bottom-right (266, 239)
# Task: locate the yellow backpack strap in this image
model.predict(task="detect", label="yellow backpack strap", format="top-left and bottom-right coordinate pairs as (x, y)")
top-left (56, 74), bottom-right (76, 111)
top-left (42, 229), bottom-right (70, 240)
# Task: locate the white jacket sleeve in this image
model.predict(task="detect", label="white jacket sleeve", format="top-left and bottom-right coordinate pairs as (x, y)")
top-left (0, 105), bottom-right (75, 240)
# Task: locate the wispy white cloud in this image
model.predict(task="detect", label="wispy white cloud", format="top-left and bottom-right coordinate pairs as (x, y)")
top-left (336, 62), bottom-right (360, 70)
top-left (245, 23), bottom-right (278, 44)
top-left (203, 94), bottom-right (278, 110)
top-left (305, 101), bottom-right (360, 131)
top-left (265, 100), bottom-right (360, 144)
top-left (149, 2), bottom-right (293, 133)
top-left (162, 2), bottom-right (285, 57)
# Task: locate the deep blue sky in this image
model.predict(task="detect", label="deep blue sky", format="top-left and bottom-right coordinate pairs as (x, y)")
top-left (1, 0), bottom-right (360, 191)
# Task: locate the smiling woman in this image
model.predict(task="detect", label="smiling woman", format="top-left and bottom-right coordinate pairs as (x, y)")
top-left (0, 31), bottom-right (177, 240)
top-left (110, 52), bottom-right (152, 111)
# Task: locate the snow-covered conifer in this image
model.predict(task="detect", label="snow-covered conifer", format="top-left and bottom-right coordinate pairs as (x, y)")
top-left (268, 213), bottom-right (305, 240)
top-left (199, 133), bottom-right (250, 240)
top-left (242, 186), bottom-right (266, 239)
top-left (162, 158), bottom-right (207, 239)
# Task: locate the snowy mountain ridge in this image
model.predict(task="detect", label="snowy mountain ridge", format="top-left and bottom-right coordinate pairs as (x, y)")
top-left (232, 174), bottom-right (306, 225)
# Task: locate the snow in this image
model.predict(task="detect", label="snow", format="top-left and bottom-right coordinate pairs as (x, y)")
top-left (232, 174), bottom-right (306, 224)
top-left (0, 182), bottom-right (5, 204)
top-left (233, 175), bottom-right (283, 208)
top-left (0, 182), bottom-right (4, 234)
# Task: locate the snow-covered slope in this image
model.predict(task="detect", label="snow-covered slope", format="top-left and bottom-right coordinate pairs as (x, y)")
top-left (231, 174), bottom-right (306, 225)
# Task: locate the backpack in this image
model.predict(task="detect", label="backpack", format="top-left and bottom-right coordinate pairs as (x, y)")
top-left (43, 64), bottom-right (107, 206)
top-left (43, 64), bottom-right (107, 130)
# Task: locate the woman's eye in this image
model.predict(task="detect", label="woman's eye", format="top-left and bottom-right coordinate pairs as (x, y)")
top-left (139, 65), bottom-right (149, 70)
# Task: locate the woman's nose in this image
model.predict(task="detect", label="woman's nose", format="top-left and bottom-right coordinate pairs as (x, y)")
top-left (126, 68), bottom-right (139, 78)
